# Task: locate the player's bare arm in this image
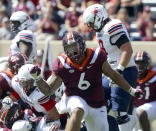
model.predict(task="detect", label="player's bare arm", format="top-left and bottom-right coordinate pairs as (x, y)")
top-left (47, 106), bottom-right (60, 121)
top-left (102, 60), bottom-right (131, 92)
top-left (119, 42), bottom-right (133, 67)
top-left (36, 73), bottom-right (62, 96)
top-left (102, 60), bottom-right (143, 98)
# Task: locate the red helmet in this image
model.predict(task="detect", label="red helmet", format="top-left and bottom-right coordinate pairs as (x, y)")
top-left (8, 53), bottom-right (26, 75)
top-left (62, 31), bottom-right (86, 62)
top-left (134, 50), bottom-right (151, 78)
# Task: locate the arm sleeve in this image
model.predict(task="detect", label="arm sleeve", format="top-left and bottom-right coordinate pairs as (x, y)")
top-left (115, 34), bottom-right (130, 49)
top-left (39, 97), bottom-right (56, 112)
top-left (98, 49), bottom-right (107, 66)
top-left (108, 21), bottom-right (130, 48)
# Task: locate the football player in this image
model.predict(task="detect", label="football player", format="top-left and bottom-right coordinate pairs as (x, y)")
top-left (0, 53), bottom-right (26, 100)
top-left (10, 29), bottom-right (36, 64)
top-left (0, 11), bottom-right (35, 71)
top-left (83, 4), bottom-right (138, 131)
top-left (28, 31), bottom-right (143, 131)
top-left (0, 101), bottom-right (42, 130)
top-left (10, 11), bottom-right (30, 34)
top-left (9, 11), bottom-right (36, 64)
top-left (133, 50), bottom-right (156, 131)
top-left (2, 64), bottom-right (61, 130)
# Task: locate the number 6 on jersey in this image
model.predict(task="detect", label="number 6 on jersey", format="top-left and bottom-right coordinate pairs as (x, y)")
top-left (78, 73), bottom-right (90, 90)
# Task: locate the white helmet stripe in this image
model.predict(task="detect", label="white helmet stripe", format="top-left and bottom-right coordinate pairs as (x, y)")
top-left (67, 32), bottom-right (75, 44)
top-left (136, 50), bottom-right (143, 60)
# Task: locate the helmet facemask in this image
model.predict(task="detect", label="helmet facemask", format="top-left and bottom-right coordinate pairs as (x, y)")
top-left (64, 42), bottom-right (82, 62)
top-left (92, 13), bottom-right (105, 32)
top-left (63, 36), bottom-right (86, 63)
top-left (135, 61), bottom-right (148, 78)
top-left (19, 78), bottom-right (35, 95)
top-left (10, 20), bottom-right (21, 33)
top-left (10, 19), bottom-right (29, 33)
top-left (9, 11), bottom-right (30, 33)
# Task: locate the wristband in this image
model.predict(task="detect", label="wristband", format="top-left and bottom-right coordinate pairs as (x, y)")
top-left (117, 64), bottom-right (125, 71)
top-left (128, 87), bottom-right (136, 96)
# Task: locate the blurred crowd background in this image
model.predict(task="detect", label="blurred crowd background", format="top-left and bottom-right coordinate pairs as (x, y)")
top-left (0, 0), bottom-right (156, 41)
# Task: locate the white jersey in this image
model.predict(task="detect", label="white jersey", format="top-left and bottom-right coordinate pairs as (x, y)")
top-left (11, 75), bottom-right (55, 114)
top-left (10, 30), bottom-right (37, 64)
top-left (96, 19), bottom-right (135, 69)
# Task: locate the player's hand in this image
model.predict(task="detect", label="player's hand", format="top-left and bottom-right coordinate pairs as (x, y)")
top-left (30, 65), bottom-right (41, 80)
top-left (129, 87), bottom-right (144, 98)
top-left (2, 96), bottom-right (13, 109)
top-left (48, 119), bottom-right (61, 131)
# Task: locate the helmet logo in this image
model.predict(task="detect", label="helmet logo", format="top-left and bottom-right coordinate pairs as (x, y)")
top-left (67, 32), bottom-right (75, 44)
top-left (94, 9), bottom-right (98, 14)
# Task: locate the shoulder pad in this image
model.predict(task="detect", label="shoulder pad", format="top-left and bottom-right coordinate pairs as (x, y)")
top-left (106, 19), bottom-right (126, 36)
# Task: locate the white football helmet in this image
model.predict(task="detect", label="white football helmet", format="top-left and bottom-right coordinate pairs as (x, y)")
top-left (10, 11), bottom-right (30, 33)
top-left (83, 4), bottom-right (108, 32)
top-left (12, 120), bottom-right (32, 131)
top-left (2, 96), bottom-right (13, 109)
top-left (18, 64), bottom-right (35, 82)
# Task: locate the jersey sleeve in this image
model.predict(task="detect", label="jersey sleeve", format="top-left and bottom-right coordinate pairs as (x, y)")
top-left (108, 20), bottom-right (130, 48)
top-left (0, 75), bottom-right (11, 92)
top-left (38, 96), bottom-right (56, 112)
top-left (11, 75), bottom-right (21, 100)
top-left (98, 48), bottom-right (107, 65)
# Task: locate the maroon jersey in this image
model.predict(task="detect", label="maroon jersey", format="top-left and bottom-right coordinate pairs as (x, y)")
top-left (133, 68), bottom-right (156, 107)
top-left (53, 48), bottom-right (107, 108)
top-left (0, 70), bottom-right (14, 98)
